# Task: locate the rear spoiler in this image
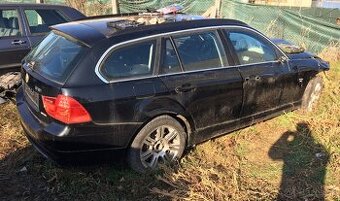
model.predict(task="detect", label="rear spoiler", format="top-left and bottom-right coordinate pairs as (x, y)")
top-left (50, 22), bottom-right (106, 48)
top-left (51, 30), bottom-right (91, 48)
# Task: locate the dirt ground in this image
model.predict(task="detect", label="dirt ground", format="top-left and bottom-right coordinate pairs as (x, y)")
top-left (0, 62), bottom-right (339, 201)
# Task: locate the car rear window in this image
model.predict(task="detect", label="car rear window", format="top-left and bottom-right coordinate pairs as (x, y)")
top-left (25, 31), bottom-right (87, 83)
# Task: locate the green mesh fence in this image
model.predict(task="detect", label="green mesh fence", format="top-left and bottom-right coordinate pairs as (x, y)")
top-left (118, 0), bottom-right (214, 14)
top-left (2, 0), bottom-right (339, 53)
top-left (220, 1), bottom-right (340, 53)
top-left (117, 0), bottom-right (340, 53)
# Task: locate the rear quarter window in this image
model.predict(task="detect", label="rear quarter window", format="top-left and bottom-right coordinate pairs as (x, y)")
top-left (100, 40), bottom-right (156, 81)
top-left (25, 31), bottom-right (87, 83)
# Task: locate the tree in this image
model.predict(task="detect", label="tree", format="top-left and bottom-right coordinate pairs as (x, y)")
top-left (65, 0), bottom-right (87, 14)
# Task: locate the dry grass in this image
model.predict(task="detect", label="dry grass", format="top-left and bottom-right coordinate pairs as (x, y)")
top-left (0, 59), bottom-right (339, 200)
top-left (0, 102), bottom-right (27, 164)
top-left (153, 61), bottom-right (340, 201)
top-left (319, 41), bottom-right (340, 62)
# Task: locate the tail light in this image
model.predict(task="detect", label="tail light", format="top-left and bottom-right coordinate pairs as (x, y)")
top-left (42, 95), bottom-right (92, 124)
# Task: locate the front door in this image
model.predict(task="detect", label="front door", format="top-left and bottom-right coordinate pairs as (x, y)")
top-left (159, 31), bottom-right (243, 139)
top-left (224, 29), bottom-right (283, 117)
top-left (238, 61), bottom-right (282, 116)
top-left (278, 59), bottom-right (312, 106)
top-left (0, 8), bottom-right (30, 73)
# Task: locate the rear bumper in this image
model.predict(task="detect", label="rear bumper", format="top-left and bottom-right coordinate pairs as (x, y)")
top-left (16, 88), bottom-right (142, 161)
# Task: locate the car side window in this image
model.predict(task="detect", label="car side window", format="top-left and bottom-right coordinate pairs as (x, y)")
top-left (101, 41), bottom-right (156, 80)
top-left (160, 39), bottom-right (182, 74)
top-left (0, 9), bottom-right (21, 37)
top-left (227, 31), bottom-right (277, 65)
top-left (172, 31), bottom-right (227, 71)
top-left (24, 9), bottom-right (67, 34)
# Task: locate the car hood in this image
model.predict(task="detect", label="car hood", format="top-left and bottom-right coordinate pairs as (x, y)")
top-left (286, 51), bottom-right (315, 59)
top-left (272, 38), bottom-right (329, 70)
top-left (286, 51), bottom-right (330, 71)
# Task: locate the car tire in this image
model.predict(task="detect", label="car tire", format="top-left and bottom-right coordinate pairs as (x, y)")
top-left (128, 115), bottom-right (186, 173)
top-left (301, 76), bottom-right (323, 112)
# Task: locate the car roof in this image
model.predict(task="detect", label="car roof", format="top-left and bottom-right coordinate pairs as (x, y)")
top-left (0, 3), bottom-right (71, 8)
top-left (51, 17), bottom-right (249, 47)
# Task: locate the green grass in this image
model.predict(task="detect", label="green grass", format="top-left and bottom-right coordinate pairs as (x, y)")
top-left (0, 62), bottom-right (339, 201)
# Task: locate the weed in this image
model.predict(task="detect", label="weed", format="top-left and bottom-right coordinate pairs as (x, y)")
top-left (0, 60), bottom-right (339, 200)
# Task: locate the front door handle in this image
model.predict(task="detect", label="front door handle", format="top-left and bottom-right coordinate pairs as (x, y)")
top-left (175, 84), bottom-right (196, 93)
top-left (11, 40), bottom-right (26, 45)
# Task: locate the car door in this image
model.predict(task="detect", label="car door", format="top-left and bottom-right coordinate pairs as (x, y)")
top-left (224, 28), bottom-right (284, 117)
top-left (278, 57), bottom-right (313, 107)
top-left (94, 39), bottom-right (160, 123)
top-left (159, 30), bottom-right (244, 139)
top-left (22, 8), bottom-right (68, 46)
top-left (0, 8), bottom-right (30, 72)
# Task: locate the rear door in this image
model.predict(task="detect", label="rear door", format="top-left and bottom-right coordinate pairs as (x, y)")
top-left (0, 8), bottom-right (30, 72)
top-left (223, 28), bottom-right (283, 117)
top-left (159, 30), bottom-right (243, 134)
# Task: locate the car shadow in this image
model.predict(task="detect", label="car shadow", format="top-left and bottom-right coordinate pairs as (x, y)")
top-left (268, 122), bottom-right (330, 201)
top-left (0, 145), bottom-right (182, 201)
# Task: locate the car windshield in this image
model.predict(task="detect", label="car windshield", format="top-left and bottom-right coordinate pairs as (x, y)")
top-left (25, 31), bottom-right (87, 83)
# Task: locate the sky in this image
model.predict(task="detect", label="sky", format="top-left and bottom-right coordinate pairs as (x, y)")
top-left (319, 1), bottom-right (340, 8)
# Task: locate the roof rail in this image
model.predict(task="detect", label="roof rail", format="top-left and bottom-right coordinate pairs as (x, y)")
top-left (80, 12), bottom-right (141, 21)
top-left (79, 11), bottom-right (189, 21)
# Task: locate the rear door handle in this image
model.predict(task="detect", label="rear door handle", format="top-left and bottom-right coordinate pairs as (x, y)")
top-left (11, 40), bottom-right (26, 45)
top-left (175, 84), bottom-right (196, 93)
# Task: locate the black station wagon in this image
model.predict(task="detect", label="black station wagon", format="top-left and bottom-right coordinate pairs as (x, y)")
top-left (16, 16), bottom-right (329, 172)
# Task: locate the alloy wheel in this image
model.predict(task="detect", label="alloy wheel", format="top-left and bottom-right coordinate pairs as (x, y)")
top-left (307, 82), bottom-right (322, 111)
top-left (140, 125), bottom-right (181, 168)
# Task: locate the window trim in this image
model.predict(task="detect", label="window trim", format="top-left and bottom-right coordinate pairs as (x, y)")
top-left (0, 8), bottom-right (24, 38)
top-left (218, 29), bottom-right (238, 66)
top-left (158, 37), bottom-right (184, 75)
top-left (99, 39), bottom-right (157, 81)
top-left (95, 25), bottom-right (288, 84)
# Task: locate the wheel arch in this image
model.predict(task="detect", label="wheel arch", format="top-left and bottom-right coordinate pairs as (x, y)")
top-left (129, 98), bottom-right (196, 147)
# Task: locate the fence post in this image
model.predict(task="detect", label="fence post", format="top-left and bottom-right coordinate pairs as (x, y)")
top-left (215, 0), bottom-right (222, 18)
top-left (112, 0), bottom-right (120, 14)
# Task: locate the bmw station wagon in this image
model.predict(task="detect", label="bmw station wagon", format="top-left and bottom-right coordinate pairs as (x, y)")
top-left (16, 16), bottom-right (329, 172)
